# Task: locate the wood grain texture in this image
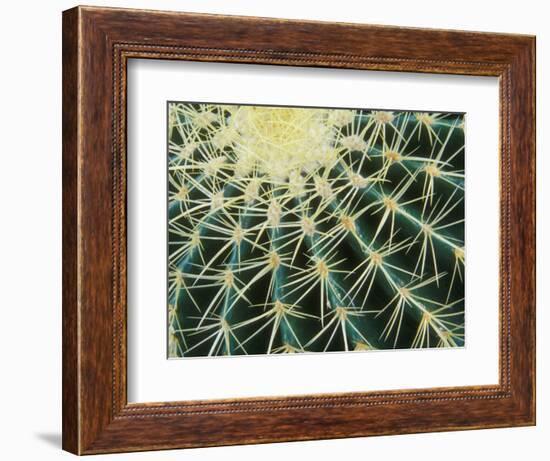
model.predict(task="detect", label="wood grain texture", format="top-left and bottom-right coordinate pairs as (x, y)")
top-left (62, 5), bottom-right (536, 455)
top-left (62, 7), bottom-right (80, 454)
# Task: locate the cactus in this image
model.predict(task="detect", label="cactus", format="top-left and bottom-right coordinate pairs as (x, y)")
top-left (167, 102), bottom-right (465, 357)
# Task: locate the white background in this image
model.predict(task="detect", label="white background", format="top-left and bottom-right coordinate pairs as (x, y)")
top-left (128, 61), bottom-right (499, 402)
top-left (0, 0), bottom-right (546, 460)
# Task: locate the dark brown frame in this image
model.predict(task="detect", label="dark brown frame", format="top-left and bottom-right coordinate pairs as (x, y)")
top-left (62, 5), bottom-right (536, 455)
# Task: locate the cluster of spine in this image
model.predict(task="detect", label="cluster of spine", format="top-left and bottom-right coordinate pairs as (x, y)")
top-left (167, 102), bottom-right (465, 357)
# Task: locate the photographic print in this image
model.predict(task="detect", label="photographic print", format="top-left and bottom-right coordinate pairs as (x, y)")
top-left (167, 102), bottom-right (465, 358)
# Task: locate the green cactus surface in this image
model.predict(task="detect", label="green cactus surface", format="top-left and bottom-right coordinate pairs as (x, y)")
top-left (167, 102), bottom-right (465, 357)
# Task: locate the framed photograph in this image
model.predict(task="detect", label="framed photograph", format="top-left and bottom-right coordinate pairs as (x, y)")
top-left (62, 5), bottom-right (536, 455)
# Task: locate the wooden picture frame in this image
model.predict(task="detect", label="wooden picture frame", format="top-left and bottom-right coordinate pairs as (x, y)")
top-left (62, 5), bottom-right (536, 455)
